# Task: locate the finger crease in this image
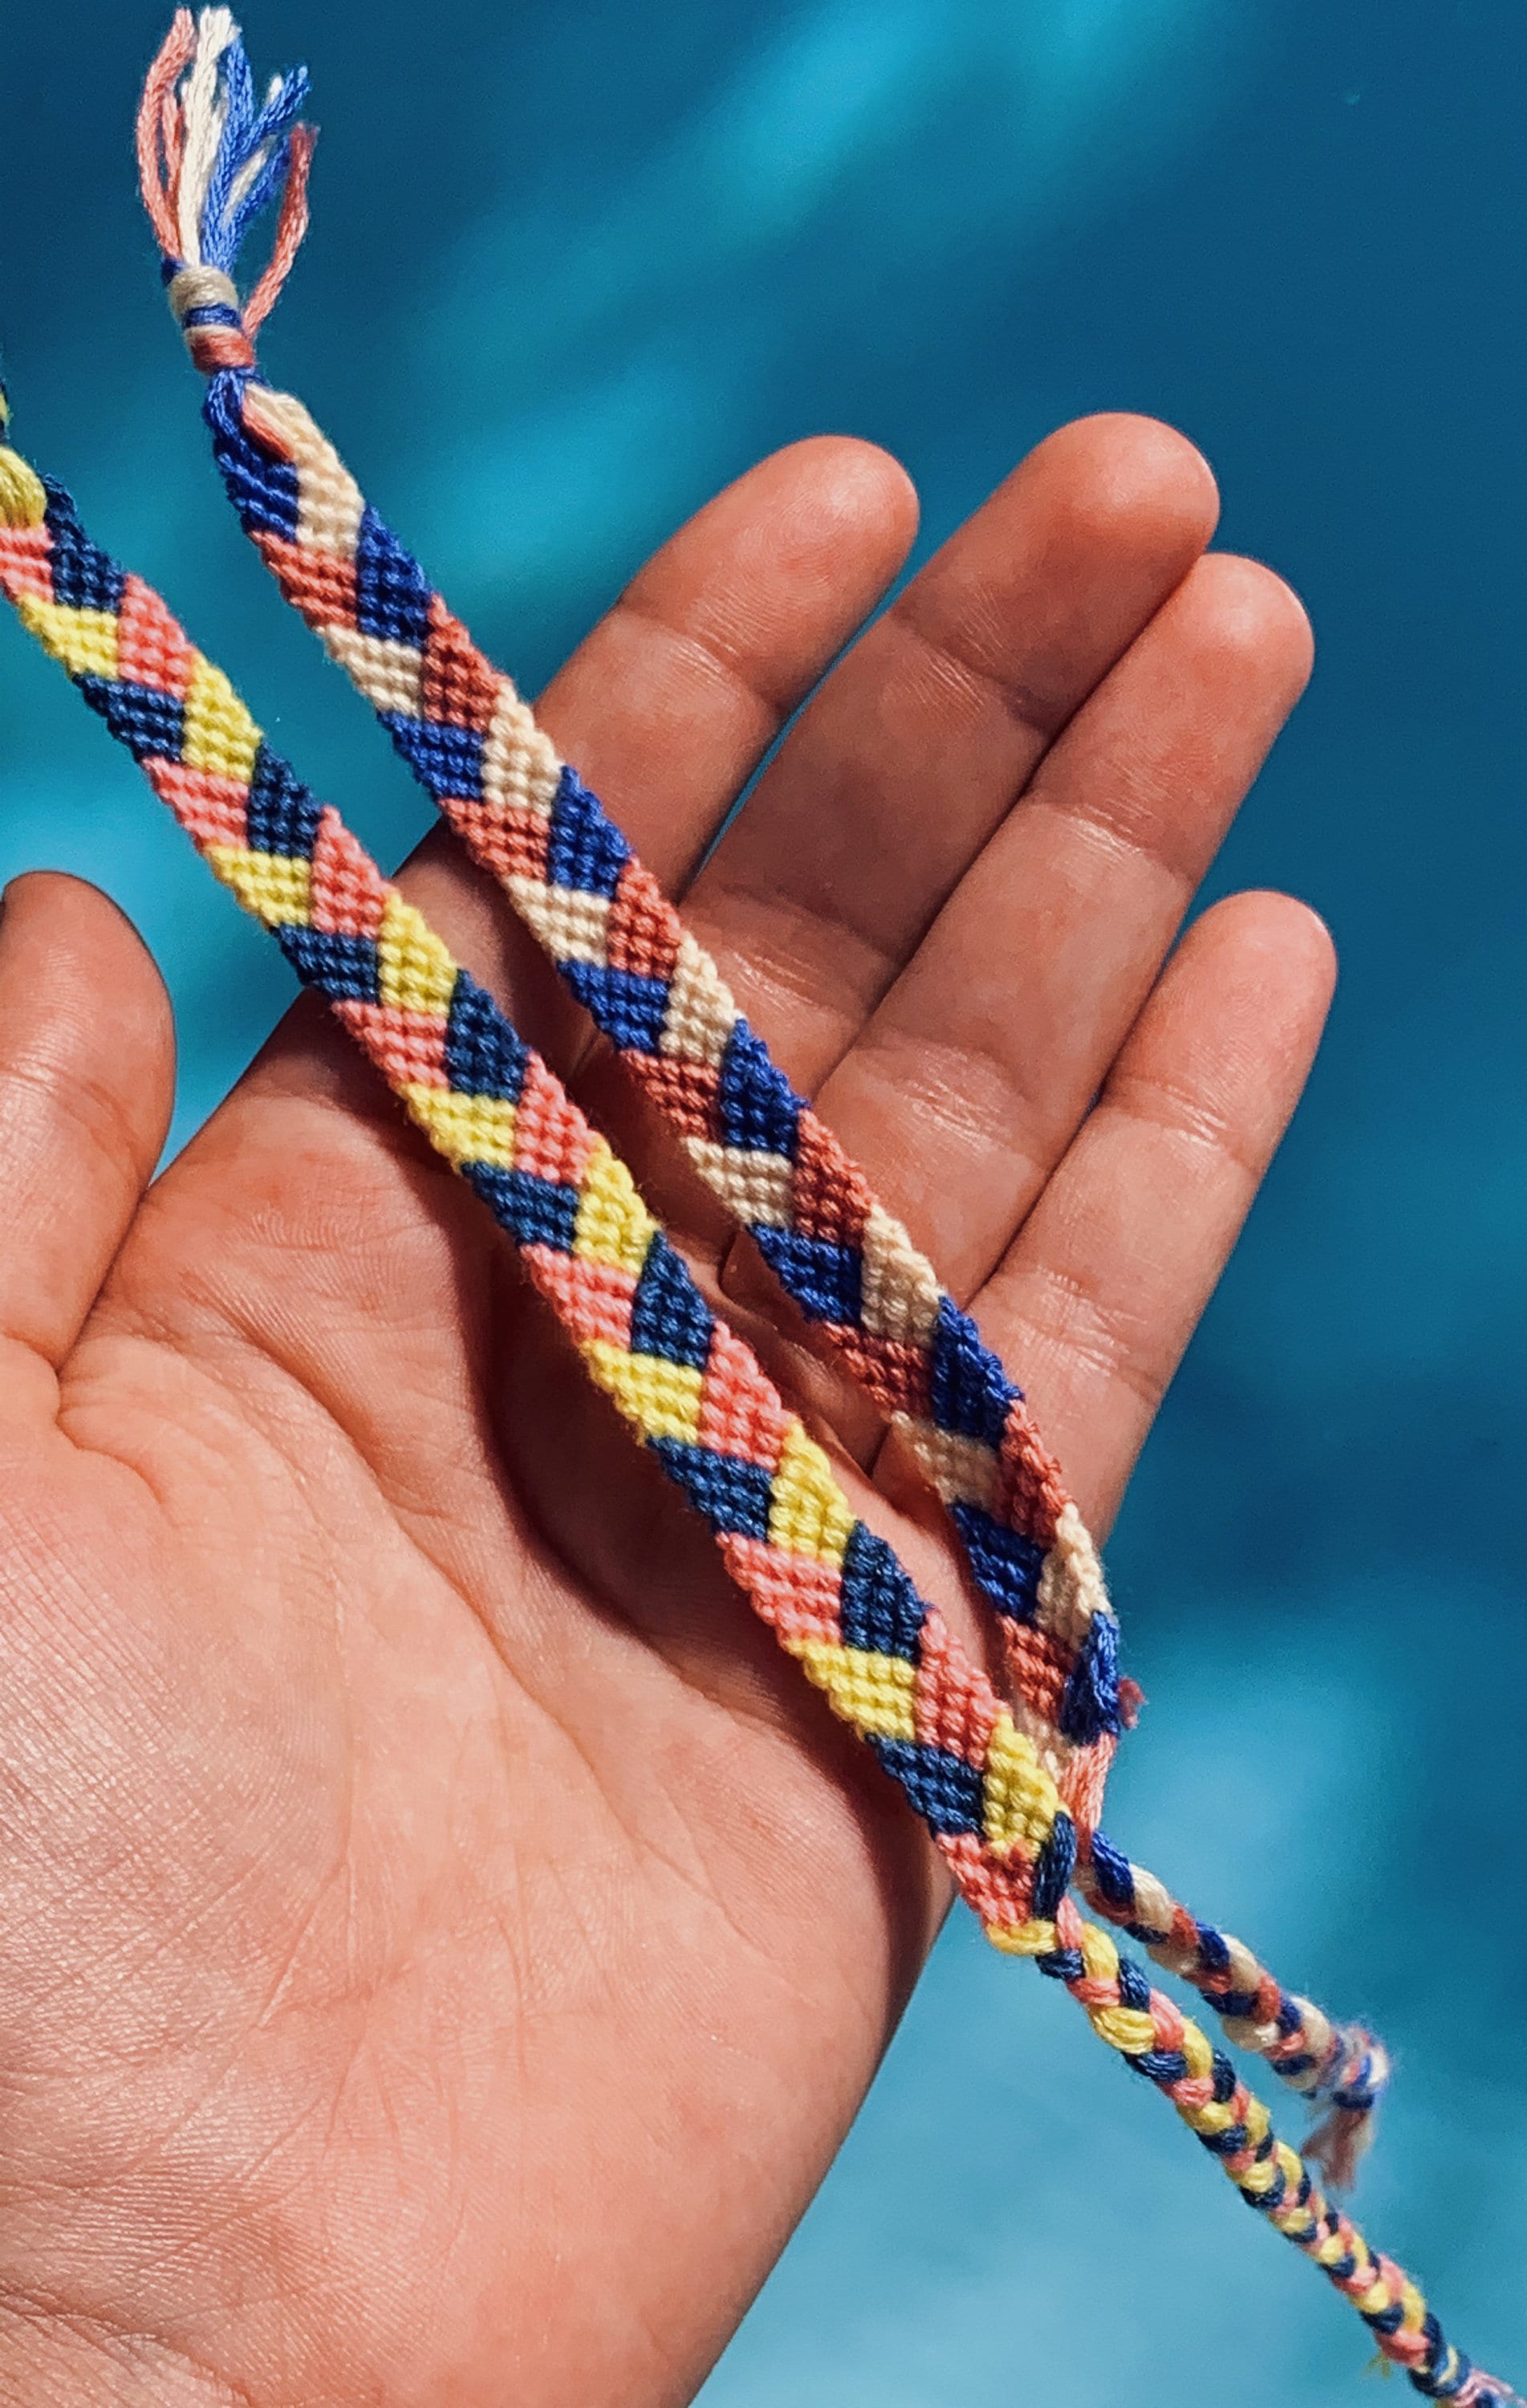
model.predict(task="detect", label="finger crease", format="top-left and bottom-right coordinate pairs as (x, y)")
top-left (1103, 1074), bottom-right (1267, 1184)
top-left (608, 590), bottom-right (802, 730)
top-left (890, 604), bottom-right (1072, 749)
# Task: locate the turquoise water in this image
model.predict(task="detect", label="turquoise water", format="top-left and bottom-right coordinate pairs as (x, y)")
top-left (2, 2), bottom-right (1524, 2398)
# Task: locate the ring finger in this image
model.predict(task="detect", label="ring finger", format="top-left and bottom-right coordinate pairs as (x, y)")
top-left (794, 551), bottom-right (1314, 1308)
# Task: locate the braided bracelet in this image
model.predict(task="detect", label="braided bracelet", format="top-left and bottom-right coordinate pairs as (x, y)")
top-left (0, 383), bottom-right (1509, 2405)
top-left (133, 5), bottom-right (1387, 2174)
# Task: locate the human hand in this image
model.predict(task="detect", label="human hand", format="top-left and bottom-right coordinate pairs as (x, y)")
top-left (0, 414), bottom-right (1330, 2407)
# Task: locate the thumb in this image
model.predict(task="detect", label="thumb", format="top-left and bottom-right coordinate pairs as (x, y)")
top-left (0, 872), bottom-right (174, 1393)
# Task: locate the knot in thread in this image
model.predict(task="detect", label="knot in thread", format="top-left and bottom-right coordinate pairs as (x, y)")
top-left (166, 264), bottom-right (255, 374)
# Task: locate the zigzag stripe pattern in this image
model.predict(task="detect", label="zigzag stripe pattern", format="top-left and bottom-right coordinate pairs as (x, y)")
top-left (0, 442), bottom-right (1073, 1944)
top-left (129, 149), bottom-right (1115, 1810)
top-left (201, 359), bottom-right (1392, 2166)
top-left (208, 367), bottom-right (1119, 1790)
top-left (130, 10), bottom-right (1390, 2162)
top-left (0, 408), bottom-right (1505, 2406)
top-left (191, 355), bottom-right (1391, 2157)
top-left (134, 22), bottom-right (1111, 1781)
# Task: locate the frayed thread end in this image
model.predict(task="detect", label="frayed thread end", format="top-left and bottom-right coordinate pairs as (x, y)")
top-left (1304, 2024), bottom-right (1391, 2189)
top-left (139, 8), bottom-right (315, 374)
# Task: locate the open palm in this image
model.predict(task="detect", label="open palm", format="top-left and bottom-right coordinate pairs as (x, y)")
top-left (0, 414), bottom-right (1330, 2408)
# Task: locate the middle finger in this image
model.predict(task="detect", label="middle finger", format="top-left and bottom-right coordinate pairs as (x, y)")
top-left (804, 548), bottom-right (1314, 1301)
top-left (677, 413), bottom-right (1219, 1080)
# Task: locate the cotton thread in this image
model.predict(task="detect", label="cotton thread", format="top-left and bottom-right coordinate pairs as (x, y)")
top-left (0, 394), bottom-right (1507, 2403)
top-left (138, 2), bottom-right (1124, 1810)
top-left (134, 5), bottom-right (1390, 2172)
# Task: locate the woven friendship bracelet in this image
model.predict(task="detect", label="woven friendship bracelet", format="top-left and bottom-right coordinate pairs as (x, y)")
top-left (0, 389), bottom-right (1508, 2405)
top-left (132, 6), bottom-right (1389, 2174)
top-left (138, 8), bottom-right (1122, 1815)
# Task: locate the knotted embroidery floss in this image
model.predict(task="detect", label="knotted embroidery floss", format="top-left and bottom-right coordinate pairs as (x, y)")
top-left (0, 380), bottom-right (1509, 2403)
top-left (136, 4), bottom-right (1389, 2182)
top-left (139, 6), bottom-right (1124, 1820)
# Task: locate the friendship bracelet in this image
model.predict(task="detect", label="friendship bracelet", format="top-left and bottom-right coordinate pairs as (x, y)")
top-left (133, 6), bottom-right (1388, 2177)
top-left (0, 389), bottom-right (1505, 2403)
top-left (138, 6), bottom-right (1123, 1814)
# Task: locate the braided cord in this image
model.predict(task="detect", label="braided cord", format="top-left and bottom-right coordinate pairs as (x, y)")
top-left (128, 10), bottom-right (1392, 2154)
top-left (0, 409), bottom-right (1506, 2402)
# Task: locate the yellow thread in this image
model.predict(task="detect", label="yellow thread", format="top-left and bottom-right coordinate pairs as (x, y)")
top-left (581, 1342), bottom-right (705, 1446)
top-left (0, 446), bottom-right (50, 528)
top-left (1353, 2270), bottom-right (1401, 2316)
top-left (986, 1918), bottom-right (1058, 1958)
top-left (1180, 2023), bottom-right (1215, 2080)
top-left (400, 1084), bottom-right (517, 1169)
top-left (6, 358), bottom-right (1500, 2399)
top-left (795, 1641), bottom-right (917, 1743)
top-left (767, 1422), bottom-right (855, 1565)
top-left (1393, 2281), bottom-right (1428, 2335)
top-left (1079, 1922), bottom-right (1120, 1983)
top-left (1273, 2141), bottom-right (1306, 2191)
top-left (204, 844), bottom-right (311, 927)
top-left (1088, 2004), bottom-right (1159, 2054)
top-left (14, 594), bottom-right (119, 680)
top-left (1239, 2158), bottom-right (1281, 2202)
top-left (183, 653), bottom-right (262, 783)
top-left (376, 889), bottom-right (459, 1017)
top-left (981, 1711), bottom-right (1058, 1856)
top-left (1314, 2228), bottom-right (1358, 2272)
top-left (573, 1141), bottom-right (657, 1276)
top-left (1182, 2096), bottom-right (1241, 2140)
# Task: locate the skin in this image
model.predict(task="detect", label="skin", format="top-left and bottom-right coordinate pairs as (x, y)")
top-left (0, 413), bottom-right (1334, 2408)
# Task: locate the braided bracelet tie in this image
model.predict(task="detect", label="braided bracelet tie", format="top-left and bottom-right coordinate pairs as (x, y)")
top-left (132, 5), bottom-right (1391, 2182)
top-left (0, 388), bottom-right (1508, 2404)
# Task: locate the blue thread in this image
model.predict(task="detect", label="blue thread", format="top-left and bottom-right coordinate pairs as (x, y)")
top-left (276, 925), bottom-right (380, 1002)
top-left (462, 1163), bottom-right (580, 1251)
top-left (927, 1294), bottom-right (1013, 1448)
top-left (870, 1738), bottom-right (984, 1836)
top-left (649, 1440), bottom-right (775, 1540)
top-left (1086, 1829), bottom-right (1136, 1910)
top-left (546, 765), bottom-right (631, 897)
top-left (948, 1499), bottom-right (1044, 1622)
top-left (838, 1523), bottom-right (926, 1662)
top-left (630, 1236), bottom-right (714, 1369)
top-left (193, 27), bottom-right (309, 277)
top-left (203, 371), bottom-right (302, 539)
top-left (246, 742), bottom-right (323, 856)
top-left (1031, 1810), bottom-right (1078, 1918)
top-left (1115, 1952), bottom-right (1152, 2012)
top-left (76, 676), bottom-right (187, 763)
top-left (752, 1226), bottom-right (863, 1326)
top-left (444, 976), bottom-right (529, 1100)
top-left (715, 1022), bottom-right (802, 1157)
top-left (1057, 1608), bottom-right (1121, 1744)
top-left (561, 962), bottom-right (672, 1054)
top-left (380, 709), bottom-right (485, 802)
top-left (354, 507), bottom-right (433, 649)
top-left (41, 483), bottom-right (125, 615)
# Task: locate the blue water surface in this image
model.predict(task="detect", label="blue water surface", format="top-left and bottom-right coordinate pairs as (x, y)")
top-left (1, 1), bottom-right (1523, 2399)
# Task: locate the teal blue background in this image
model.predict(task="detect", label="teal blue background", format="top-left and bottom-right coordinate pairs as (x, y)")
top-left (2, 2), bottom-right (1524, 2398)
